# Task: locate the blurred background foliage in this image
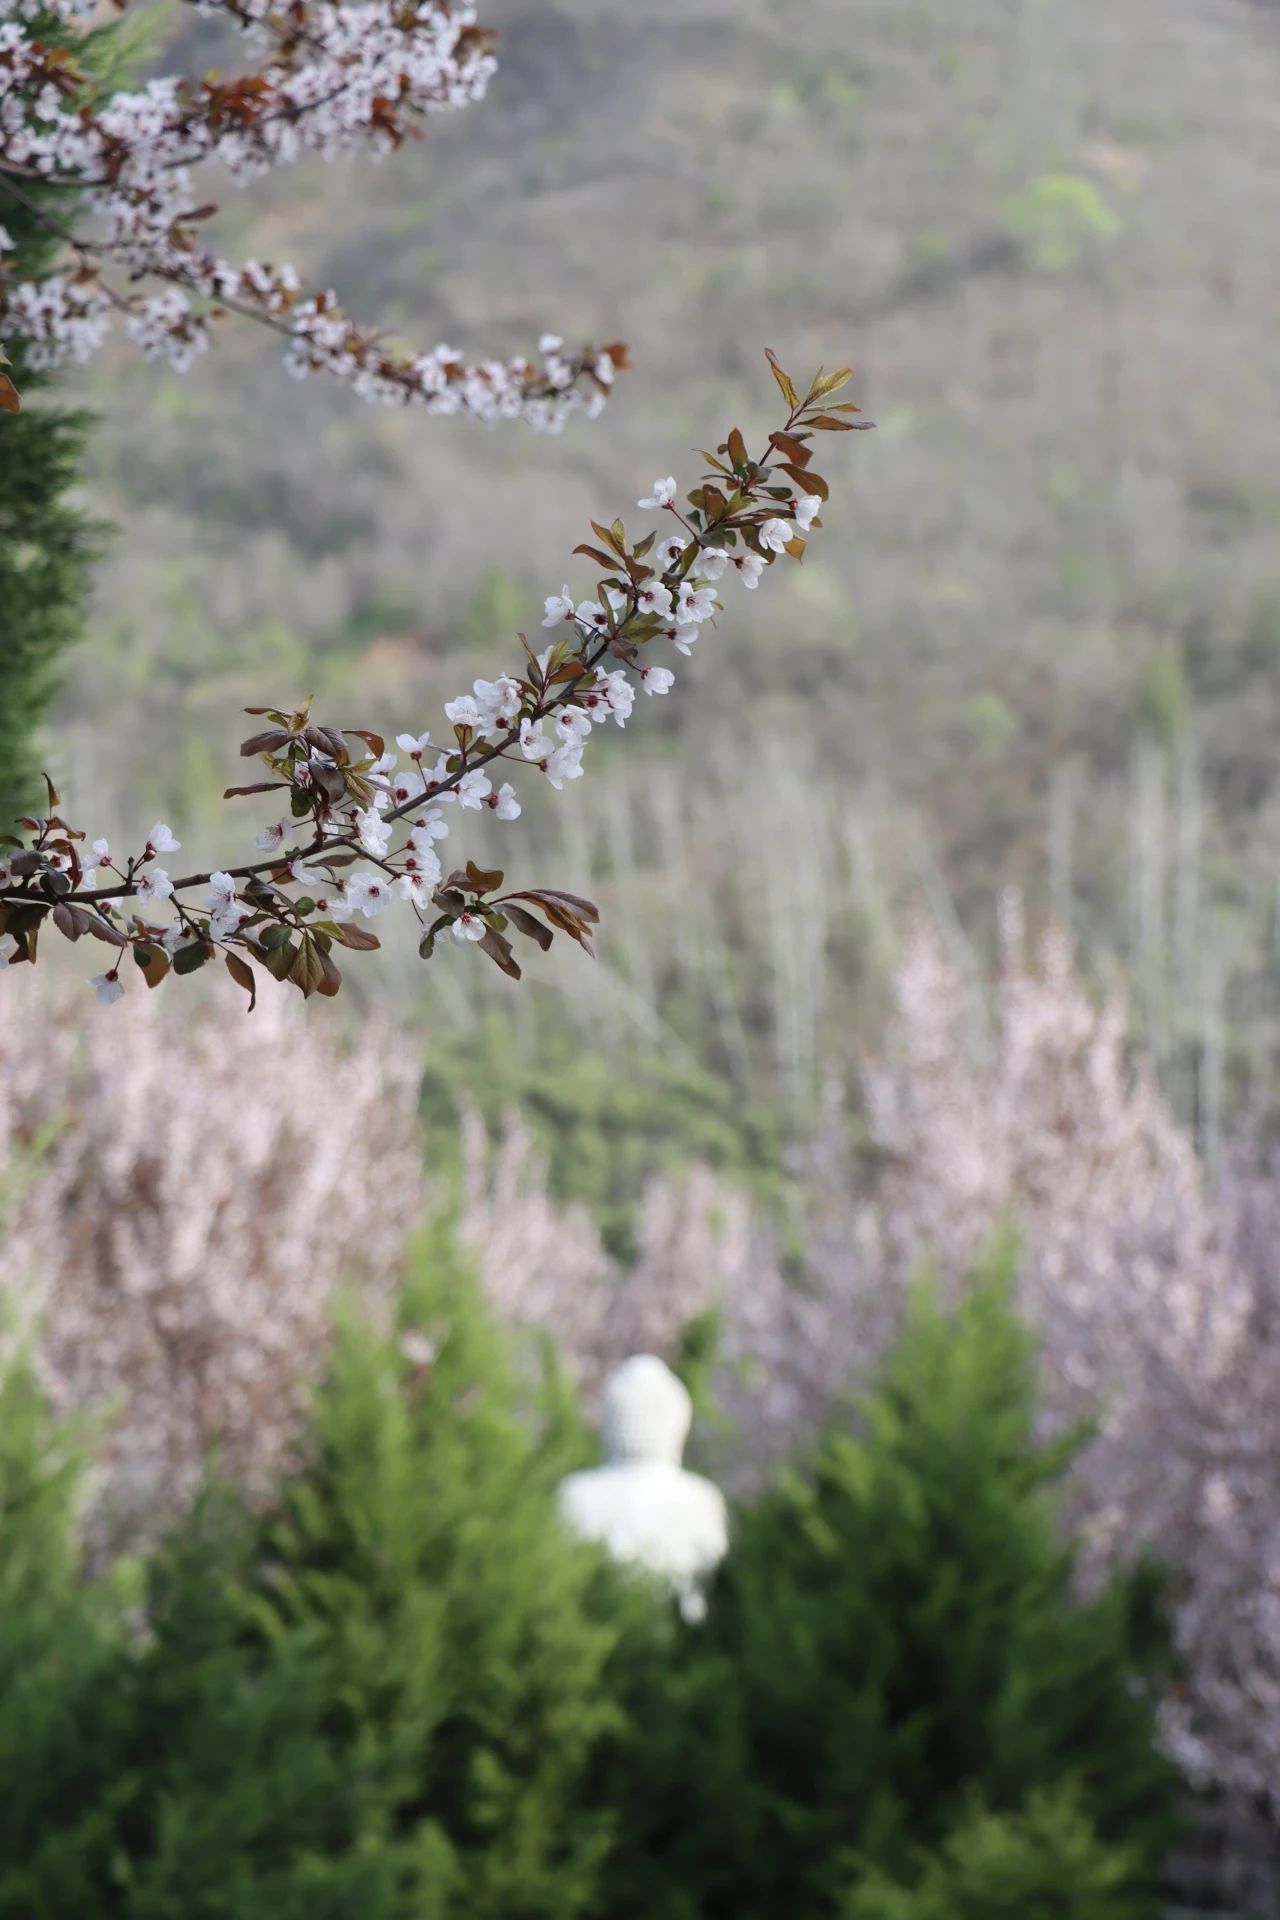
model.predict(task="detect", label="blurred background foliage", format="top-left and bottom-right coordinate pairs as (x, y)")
top-left (46, 0), bottom-right (1280, 1163)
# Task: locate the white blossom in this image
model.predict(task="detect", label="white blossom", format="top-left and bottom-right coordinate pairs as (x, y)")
top-left (136, 868), bottom-right (173, 906)
top-left (444, 694), bottom-right (482, 730)
top-left (89, 971), bottom-right (124, 1006)
top-left (637, 580), bottom-right (674, 618)
top-left (472, 675), bottom-right (521, 735)
top-left (595, 670), bottom-right (635, 727)
top-left (80, 836), bottom-right (110, 882)
top-left (520, 719), bottom-right (553, 762)
top-left (450, 910), bottom-right (488, 942)
top-left (145, 822), bottom-right (181, 854)
top-left (554, 706), bottom-right (593, 745)
top-left (676, 582), bottom-right (718, 625)
top-left (544, 741), bottom-right (585, 790)
top-left (212, 899), bottom-right (252, 938)
top-left (638, 476), bottom-right (678, 509)
top-left (409, 810), bottom-right (449, 850)
top-left (384, 764), bottom-right (429, 807)
top-left (203, 872), bottom-right (238, 913)
top-left (254, 821), bottom-right (286, 853)
top-left (793, 490), bottom-right (821, 531)
top-left (455, 769), bottom-right (493, 810)
top-left (396, 730), bottom-right (435, 757)
top-left (355, 807), bottom-right (392, 857)
top-left (393, 868), bottom-right (437, 909)
top-left (574, 599), bottom-right (611, 636)
top-left (342, 871), bottom-right (395, 918)
top-left (736, 552), bottom-right (767, 588)
top-left (697, 547), bottom-right (729, 581)
top-left (759, 517), bottom-right (793, 554)
top-left (542, 586), bottom-right (575, 628)
top-left (488, 782), bottom-right (521, 821)
top-left (639, 665), bottom-right (675, 696)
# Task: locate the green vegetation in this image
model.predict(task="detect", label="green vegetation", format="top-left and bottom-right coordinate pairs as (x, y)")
top-left (844, 1791), bottom-right (1151, 1920)
top-left (0, 192), bottom-right (98, 828)
top-left (1002, 172), bottom-right (1122, 273)
top-left (0, 1231), bottom-right (625, 1918)
top-left (421, 1015), bottom-right (790, 1259)
top-left (594, 1248), bottom-right (1177, 1919)
top-left (0, 1237), bottom-right (1180, 1915)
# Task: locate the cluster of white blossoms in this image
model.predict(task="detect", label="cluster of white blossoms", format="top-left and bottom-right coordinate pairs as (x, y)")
top-left (0, 2), bottom-right (622, 419)
top-left (0, 357), bottom-right (864, 1002)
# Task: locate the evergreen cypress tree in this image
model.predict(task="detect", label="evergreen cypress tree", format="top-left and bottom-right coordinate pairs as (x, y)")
top-left (0, 22), bottom-right (99, 830)
top-left (0, 1230), bottom-right (626, 1918)
top-left (247, 1226), bottom-right (623, 1918)
top-left (844, 1789), bottom-right (1150, 1920)
top-left (596, 1244), bottom-right (1180, 1920)
top-left (112, 1495), bottom-right (412, 1920)
top-left (0, 1358), bottom-right (134, 1919)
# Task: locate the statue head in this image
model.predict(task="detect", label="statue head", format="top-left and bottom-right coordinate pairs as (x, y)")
top-left (600, 1354), bottom-right (693, 1466)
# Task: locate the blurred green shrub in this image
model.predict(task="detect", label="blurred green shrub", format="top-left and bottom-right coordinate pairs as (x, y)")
top-left (0, 1357), bottom-right (135, 1918)
top-left (593, 1246), bottom-right (1178, 1919)
top-left (844, 1789), bottom-right (1146, 1920)
top-left (0, 1231), bottom-right (624, 1918)
top-left (420, 1014), bottom-right (789, 1260)
top-left (1003, 171), bottom-right (1121, 272)
top-left (0, 1236), bottom-right (1180, 1916)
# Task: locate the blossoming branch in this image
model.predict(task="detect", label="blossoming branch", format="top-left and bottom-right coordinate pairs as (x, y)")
top-left (0, 353), bottom-right (871, 1007)
top-left (0, 0), bottom-right (624, 421)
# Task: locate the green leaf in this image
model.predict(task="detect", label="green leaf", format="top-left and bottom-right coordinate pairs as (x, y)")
top-left (173, 940), bottom-right (212, 977)
top-left (804, 366), bottom-right (853, 406)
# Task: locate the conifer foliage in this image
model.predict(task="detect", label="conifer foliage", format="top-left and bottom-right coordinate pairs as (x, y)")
top-left (0, 188), bottom-right (96, 828)
top-left (594, 1248), bottom-right (1179, 1920)
top-left (0, 1238), bottom-right (1182, 1917)
top-left (0, 1235), bottom-right (624, 1918)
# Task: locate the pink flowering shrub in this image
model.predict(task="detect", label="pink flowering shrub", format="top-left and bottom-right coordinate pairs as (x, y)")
top-left (855, 918), bottom-right (1280, 1834)
top-left (0, 978), bottom-right (421, 1539)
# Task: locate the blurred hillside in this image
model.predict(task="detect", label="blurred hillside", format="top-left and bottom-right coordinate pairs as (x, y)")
top-left (56, 0), bottom-right (1280, 1125)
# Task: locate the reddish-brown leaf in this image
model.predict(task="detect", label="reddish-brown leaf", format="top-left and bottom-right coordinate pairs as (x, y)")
top-left (779, 463), bottom-right (828, 500)
top-left (332, 922), bottom-right (380, 951)
top-left (345, 730), bottom-right (385, 757)
top-left (502, 903), bottom-right (554, 951)
top-left (224, 950), bottom-right (257, 1009)
top-left (134, 941), bottom-right (171, 989)
top-left (240, 728), bottom-right (291, 757)
top-left (478, 926), bottom-right (521, 979)
top-left (769, 431), bottom-right (812, 468)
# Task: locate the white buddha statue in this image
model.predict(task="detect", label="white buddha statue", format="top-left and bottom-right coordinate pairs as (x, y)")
top-left (557, 1354), bottom-right (728, 1620)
